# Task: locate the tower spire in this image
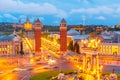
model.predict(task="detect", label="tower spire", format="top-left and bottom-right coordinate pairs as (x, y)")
top-left (60, 18), bottom-right (67, 27)
top-left (61, 18), bottom-right (66, 23)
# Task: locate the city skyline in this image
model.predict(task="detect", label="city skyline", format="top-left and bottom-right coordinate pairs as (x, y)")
top-left (0, 0), bottom-right (120, 26)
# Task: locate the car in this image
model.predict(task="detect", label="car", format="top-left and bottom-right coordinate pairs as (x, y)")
top-left (26, 67), bottom-right (33, 70)
top-left (43, 65), bottom-right (51, 69)
top-left (13, 68), bottom-right (27, 72)
top-left (37, 61), bottom-right (47, 64)
top-left (53, 66), bottom-right (59, 69)
top-left (27, 64), bottom-right (35, 67)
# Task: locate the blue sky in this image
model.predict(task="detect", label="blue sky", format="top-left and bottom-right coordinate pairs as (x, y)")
top-left (0, 0), bottom-right (120, 26)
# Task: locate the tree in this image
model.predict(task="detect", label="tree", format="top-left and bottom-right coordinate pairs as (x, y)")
top-left (73, 41), bottom-right (80, 53)
top-left (20, 41), bottom-right (24, 55)
top-left (67, 40), bottom-right (74, 51)
top-left (56, 39), bottom-right (60, 44)
top-left (42, 32), bottom-right (49, 38)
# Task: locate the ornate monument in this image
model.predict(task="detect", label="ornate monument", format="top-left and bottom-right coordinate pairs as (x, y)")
top-left (81, 38), bottom-right (102, 80)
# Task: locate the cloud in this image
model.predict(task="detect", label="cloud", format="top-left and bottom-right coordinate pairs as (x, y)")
top-left (0, 0), bottom-right (67, 17)
top-left (77, 0), bottom-right (81, 2)
top-left (0, 0), bottom-right (57, 14)
top-left (53, 21), bottom-right (59, 24)
top-left (83, 0), bottom-right (89, 4)
top-left (70, 6), bottom-right (113, 15)
top-left (77, 0), bottom-right (89, 4)
top-left (39, 17), bottom-right (45, 21)
top-left (95, 16), bottom-right (106, 20)
top-left (19, 15), bottom-right (26, 19)
top-left (4, 13), bottom-right (17, 20)
top-left (55, 10), bottom-right (67, 18)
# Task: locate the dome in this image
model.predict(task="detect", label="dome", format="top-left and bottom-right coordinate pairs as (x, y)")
top-left (67, 29), bottom-right (80, 35)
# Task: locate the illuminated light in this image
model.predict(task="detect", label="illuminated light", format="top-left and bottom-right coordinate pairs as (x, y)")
top-left (76, 65), bottom-right (79, 68)
top-left (24, 22), bottom-right (32, 30)
top-left (83, 38), bottom-right (101, 49)
top-left (30, 58), bottom-right (35, 64)
top-left (24, 38), bottom-right (33, 51)
top-left (83, 40), bottom-right (86, 44)
top-left (100, 65), bottom-right (103, 70)
top-left (92, 69), bottom-right (96, 75)
top-left (79, 66), bottom-right (82, 70)
top-left (31, 59), bottom-right (34, 62)
top-left (48, 59), bottom-right (56, 65)
top-left (81, 39), bottom-right (83, 42)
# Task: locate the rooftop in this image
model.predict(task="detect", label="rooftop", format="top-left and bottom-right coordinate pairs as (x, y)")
top-left (72, 35), bottom-right (89, 40)
top-left (0, 35), bottom-right (15, 42)
top-left (61, 18), bottom-right (66, 23)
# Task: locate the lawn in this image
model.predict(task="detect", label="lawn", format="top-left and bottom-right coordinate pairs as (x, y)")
top-left (30, 70), bottom-right (120, 80)
top-left (30, 70), bottom-right (74, 80)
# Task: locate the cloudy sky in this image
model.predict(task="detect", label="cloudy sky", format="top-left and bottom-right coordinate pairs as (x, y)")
top-left (0, 0), bottom-right (120, 25)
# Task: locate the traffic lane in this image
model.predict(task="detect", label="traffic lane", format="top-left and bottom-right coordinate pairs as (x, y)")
top-left (0, 71), bottom-right (18, 80)
top-left (0, 61), bottom-right (50, 80)
top-left (103, 65), bottom-right (120, 73)
top-left (0, 66), bottom-right (50, 80)
top-left (55, 58), bottom-right (79, 70)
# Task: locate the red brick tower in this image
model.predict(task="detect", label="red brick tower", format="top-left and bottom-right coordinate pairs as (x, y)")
top-left (60, 18), bottom-right (67, 54)
top-left (34, 19), bottom-right (43, 53)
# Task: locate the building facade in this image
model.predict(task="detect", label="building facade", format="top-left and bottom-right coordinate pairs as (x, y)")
top-left (0, 34), bottom-right (21, 55)
top-left (100, 43), bottom-right (120, 56)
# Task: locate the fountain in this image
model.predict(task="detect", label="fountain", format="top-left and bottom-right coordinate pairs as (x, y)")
top-left (80, 37), bottom-right (103, 80)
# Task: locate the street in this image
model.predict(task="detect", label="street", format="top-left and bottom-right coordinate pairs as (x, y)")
top-left (0, 53), bottom-right (120, 80)
top-left (0, 51), bottom-right (79, 80)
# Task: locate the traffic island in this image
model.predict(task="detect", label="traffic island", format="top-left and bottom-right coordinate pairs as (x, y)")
top-left (29, 70), bottom-right (74, 80)
top-left (30, 70), bottom-right (120, 80)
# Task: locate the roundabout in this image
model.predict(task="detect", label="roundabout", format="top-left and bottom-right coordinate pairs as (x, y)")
top-left (29, 70), bottom-right (74, 80)
top-left (29, 37), bottom-right (119, 80)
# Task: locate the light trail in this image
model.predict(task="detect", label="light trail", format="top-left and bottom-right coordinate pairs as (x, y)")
top-left (41, 38), bottom-right (60, 58)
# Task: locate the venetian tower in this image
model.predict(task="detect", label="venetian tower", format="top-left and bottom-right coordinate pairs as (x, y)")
top-left (34, 19), bottom-right (43, 53)
top-left (60, 18), bottom-right (67, 54)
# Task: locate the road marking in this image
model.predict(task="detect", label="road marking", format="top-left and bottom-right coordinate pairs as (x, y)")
top-left (21, 74), bottom-right (33, 80)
